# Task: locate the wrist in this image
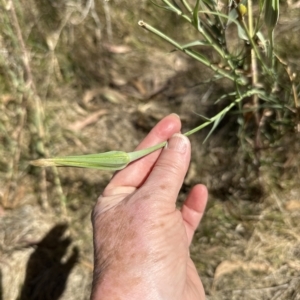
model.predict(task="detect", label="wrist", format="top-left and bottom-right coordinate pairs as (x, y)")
top-left (91, 270), bottom-right (160, 300)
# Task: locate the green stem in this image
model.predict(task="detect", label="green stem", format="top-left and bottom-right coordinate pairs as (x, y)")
top-left (128, 141), bottom-right (166, 161)
top-left (157, 1), bottom-right (236, 71)
top-left (128, 91), bottom-right (254, 163)
top-left (179, 0), bottom-right (192, 13)
top-left (184, 89), bottom-right (260, 137)
top-left (160, 0), bottom-right (192, 22)
top-left (31, 88), bottom-right (264, 171)
top-left (138, 21), bottom-right (245, 85)
top-left (240, 18), bottom-right (271, 77)
top-left (134, 89), bottom-right (264, 155)
top-left (192, 3), bottom-right (235, 70)
top-left (268, 29), bottom-right (275, 69)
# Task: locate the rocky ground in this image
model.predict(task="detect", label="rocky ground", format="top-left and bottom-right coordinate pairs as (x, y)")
top-left (1, 1), bottom-right (300, 299)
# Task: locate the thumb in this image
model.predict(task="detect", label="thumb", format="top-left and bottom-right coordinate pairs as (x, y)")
top-left (141, 133), bottom-right (191, 206)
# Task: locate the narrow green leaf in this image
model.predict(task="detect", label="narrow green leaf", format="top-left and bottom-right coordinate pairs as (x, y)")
top-left (188, 49), bottom-right (210, 64)
top-left (227, 7), bottom-right (238, 25)
top-left (181, 40), bottom-right (210, 48)
top-left (150, 1), bottom-right (178, 12)
top-left (203, 115), bottom-right (224, 143)
top-left (214, 92), bottom-right (237, 104)
top-left (264, 0), bottom-right (279, 32)
top-left (237, 23), bottom-right (248, 40)
top-left (193, 112), bottom-right (211, 121)
top-left (193, 0), bottom-right (201, 29)
top-left (256, 31), bottom-right (267, 52)
top-left (203, 0), bottom-right (216, 6)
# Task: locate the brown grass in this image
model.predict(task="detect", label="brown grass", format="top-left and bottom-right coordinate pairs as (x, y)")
top-left (1, 1), bottom-right (300, 299)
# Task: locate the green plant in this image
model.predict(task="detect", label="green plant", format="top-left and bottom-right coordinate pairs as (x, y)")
top-left (31, 88), bottom-right (264, 170)
top-left (139, 0), bottom-right (300, 149)
top-left (31, 0), bottom-right (300, 170)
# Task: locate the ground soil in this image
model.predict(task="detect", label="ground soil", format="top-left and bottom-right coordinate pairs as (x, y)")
top-left (1, 1), bottom-right (300, 299)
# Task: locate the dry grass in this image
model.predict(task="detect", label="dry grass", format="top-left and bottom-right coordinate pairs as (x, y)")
top-left (1, 1), bottom-right (300, 299)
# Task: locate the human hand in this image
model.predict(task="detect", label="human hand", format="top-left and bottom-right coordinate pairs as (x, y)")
top-left (91, 114), bottom-right (208, 300)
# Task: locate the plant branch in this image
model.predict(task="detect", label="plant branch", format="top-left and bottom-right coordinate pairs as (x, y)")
top-left (248, 0), bottom-right (261, 148)
top-left (138, 20), bottom-right (246, 85)
top-left (156, 2), bottom-right (236, 71)
top-left (160, 0), bottom-right (192, 22)
top-left (31, 89), bottom-right (266, 170)
top-left (184, 89), bottom-right (263, 137)
top-left (179, 0), bottom-right (192, 13)
top-left (8, 1), bottom-right (65, 210)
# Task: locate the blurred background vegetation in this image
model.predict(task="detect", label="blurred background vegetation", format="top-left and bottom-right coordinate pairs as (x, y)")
top-left (1, 0), bottom-right (300, 299)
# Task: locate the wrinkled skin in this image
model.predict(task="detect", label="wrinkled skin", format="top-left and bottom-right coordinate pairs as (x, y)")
top-left (91, 114), bottom-right (208, 300)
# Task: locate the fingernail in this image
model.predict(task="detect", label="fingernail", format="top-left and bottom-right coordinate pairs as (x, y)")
top-left (170, 113), bottom-right (180, 119)
top-left (166, 133), bottom-right (188, 153)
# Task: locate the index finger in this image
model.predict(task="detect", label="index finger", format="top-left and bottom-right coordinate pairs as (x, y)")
top-left (104, 114), bottom-right (181, 191)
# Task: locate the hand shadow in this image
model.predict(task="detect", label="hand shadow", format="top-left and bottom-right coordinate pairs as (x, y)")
top-left (18, 224), bottom-right (79, 300)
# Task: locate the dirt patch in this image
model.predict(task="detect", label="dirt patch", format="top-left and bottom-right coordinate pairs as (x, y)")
top-left (1, 1), bottom-right (300, 299)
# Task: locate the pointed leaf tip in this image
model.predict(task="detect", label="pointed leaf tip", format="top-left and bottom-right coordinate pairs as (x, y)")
top-left (30, 159), bottom-right (56, 167)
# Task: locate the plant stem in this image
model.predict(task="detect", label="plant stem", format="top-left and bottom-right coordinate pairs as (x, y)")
top-left (147, 90), bottom-right (265, 154)
top-left (179, 0), bottom-right (192, 13)
top-left (240, 18), bottom-right (270, 77)
top-left (129, 90), bottom-right (262, 158)
top-left (9, 1), bottom-right (66, 210)
top-left (156, 2), bottom-right (236, 71)
top-left (161, 0), bottom-right (191, 22)
top-left (147, 89), bottom-right (264, 147)
top-left (138, 20), bottom-right (246, 85)
top-left (184, 89), bottom-right (261, 137)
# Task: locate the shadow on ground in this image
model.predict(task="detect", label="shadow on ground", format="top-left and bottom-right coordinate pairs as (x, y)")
top-left (18, 224), bottom-right (79, 300)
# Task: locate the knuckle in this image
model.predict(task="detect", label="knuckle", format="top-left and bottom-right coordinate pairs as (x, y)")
top-left (155, 155), bottom-right (183, 176)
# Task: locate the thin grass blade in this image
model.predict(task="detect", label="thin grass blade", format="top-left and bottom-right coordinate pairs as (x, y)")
top-left (203, 114), bottom-right (224, 143)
